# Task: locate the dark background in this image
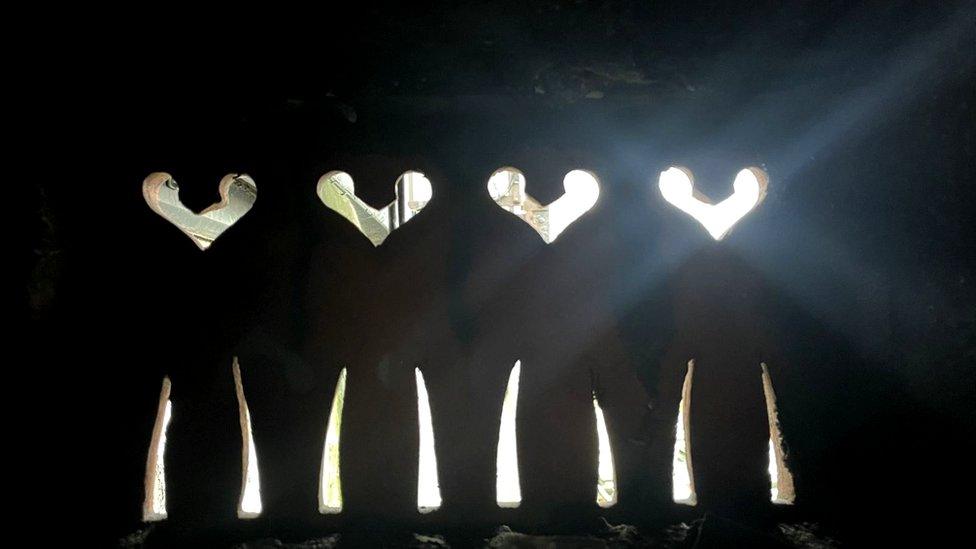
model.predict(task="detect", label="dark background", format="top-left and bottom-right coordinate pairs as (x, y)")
top-left (29, 1), bottom-right (975, 546)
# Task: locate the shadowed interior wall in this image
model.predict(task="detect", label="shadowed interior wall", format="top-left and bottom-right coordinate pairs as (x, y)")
top-left (29, 1), bottom-right (975, 546)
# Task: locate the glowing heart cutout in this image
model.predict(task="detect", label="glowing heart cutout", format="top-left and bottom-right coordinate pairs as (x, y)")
top-left (658, 167), bottom-right (768, 240)
top-left (317, 170), bottom-right (432, 246)
top-left (487, 167), bottom-right (600, 243)
top-left (143, 172), bottom-right (257, 250)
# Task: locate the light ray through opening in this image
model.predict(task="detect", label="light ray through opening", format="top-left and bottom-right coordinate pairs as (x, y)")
top-left (658, 167), bottom-right (767, 240)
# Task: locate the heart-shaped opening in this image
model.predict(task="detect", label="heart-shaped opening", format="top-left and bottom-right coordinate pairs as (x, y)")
top-left (142, 172), bottom-right (257, 250)
top-left (487, 167), bottom-right (600, 243)
top-left (317, 170), bottom-right (432, 247)
top-left (658, 166), bottom-right (768, 240)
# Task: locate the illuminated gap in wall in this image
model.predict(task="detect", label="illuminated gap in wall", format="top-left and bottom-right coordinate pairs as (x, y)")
top-left (496, 360), bottom-right (522, 508)
top-left (143, 377), bottom-right (172, 522)
top-left (672, 360), bottom-right (697, 505)
top-left (658, 167), bottom-right (768, 241)
top-left (415, 367), bottom-right (442, 513)
top-left (761, 363), bottom-right (796, 505)
top-left (592, 393), bottom-right (618, 508)
top-left (486, 168), bottom-right (600, 243)
top-left (319, 368), bottom-right (347, 514)
top-left (232, 358), bottom-right (263, 518)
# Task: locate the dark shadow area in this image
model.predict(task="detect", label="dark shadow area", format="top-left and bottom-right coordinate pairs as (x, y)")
top-left (28, 1), bottom-right (975, 546)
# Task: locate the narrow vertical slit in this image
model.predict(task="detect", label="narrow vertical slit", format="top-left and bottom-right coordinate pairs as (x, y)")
top-left (496, 360), bottom-right (522, 508)
top-left (761, 363), bottom-right (796, 505)
top-left (415, 367), bottom-right (442, 513)
top-left (592, 393), bottom-right (618, 508)
top-left (232, 358), bottom-right (263, 518)
top-left (672, 360), bottom-right (697, 505)
top-left (319, 368), bottom-right (347, 514)
top-left (143, 377), bottom-right (172, 522)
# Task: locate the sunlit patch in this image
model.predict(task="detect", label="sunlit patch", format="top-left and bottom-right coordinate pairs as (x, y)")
top-left (658, 167), bottom-right (767, 240)
top-left (143, 377), bottom-right (172, 522)
top-left (316, 170), bottom-right (432, 246)
top-left (319, 368), bottom-right (347, 514)
top-left (496, 360), bottom-right (522, 508)
top-left (672, 360), bottom-right (697, 505)
top-left (232, 358), bottom-right (263, 518)
top-left (142, 172), bottom-right (256, 250)
top-left (487, 168), bottom-right (600, 243)
top-left (415, 368), bottom-right (442, 513)
top-left (761, 363), bottom-right (796, 505)
top-left (592, 394), bottom-right (618, 508)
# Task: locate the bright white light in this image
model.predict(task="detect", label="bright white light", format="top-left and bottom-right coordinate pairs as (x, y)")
top-left (658, 167), bottom-right (766, 240)
top-left (761, 363), bottom-right (796, 505)
top-left (496, 360), bottom-right (522, 508)
top-left (239, 409), bottom-right (263, 517)
top-left (143, 378), bottom-right (172, 522)
top-left (672, 360), bottom-right (697, 505)
top-left (768, 439), bottom-right (780, 501)
top-left (486, 169), bottom-right (519, 203)
top-left (415, 368), bottom-right (442, 513)
top-left (233, 359), bottom-right (262, 518)
top-left (403, 171), bottom-right (433, 209)
top-left (548, 170), bottom-right (601, 242)
top-left (592, 394), bottom-right (618, 508)
top-left (319, 368), bottom-right (347, 514)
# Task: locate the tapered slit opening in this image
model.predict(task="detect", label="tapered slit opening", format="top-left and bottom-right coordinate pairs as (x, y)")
top-left (496, 360), bottom-right (522, 508)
